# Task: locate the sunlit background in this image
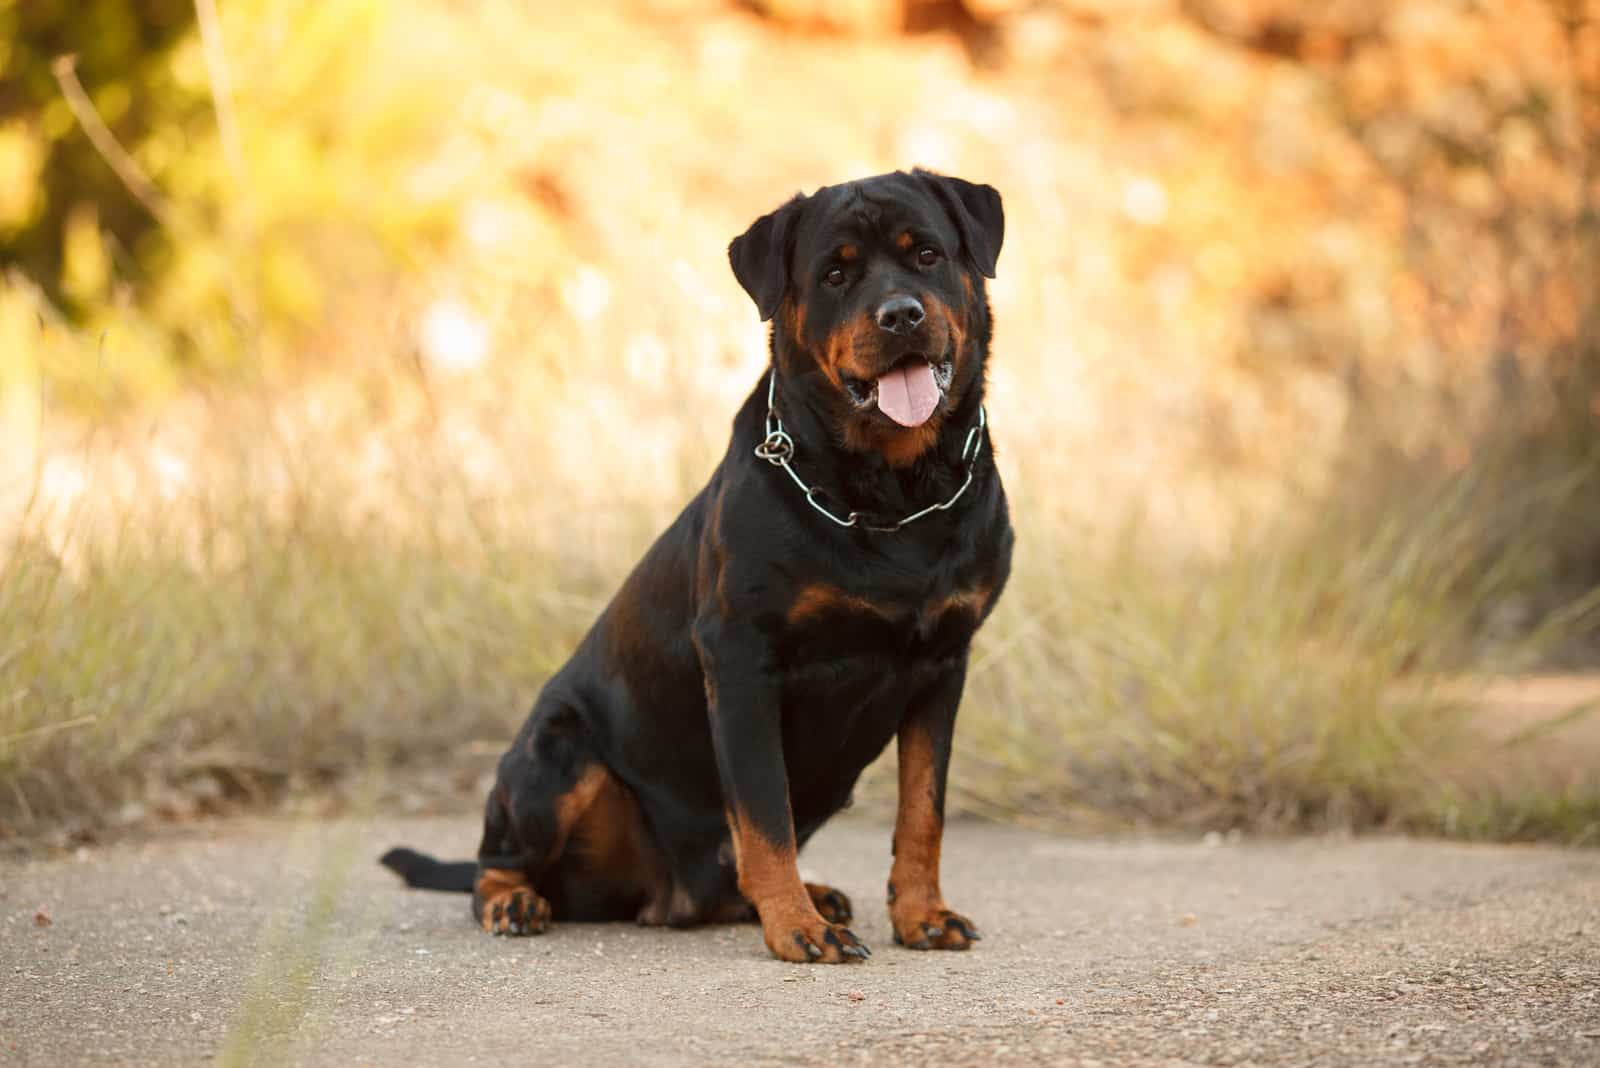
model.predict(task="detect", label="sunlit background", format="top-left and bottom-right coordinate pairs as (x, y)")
top-left (2, 0), bottom-right (1597, 844)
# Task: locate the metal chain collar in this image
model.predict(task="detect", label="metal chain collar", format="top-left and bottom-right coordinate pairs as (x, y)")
top-left (752, 370), bottom-right (987, 533)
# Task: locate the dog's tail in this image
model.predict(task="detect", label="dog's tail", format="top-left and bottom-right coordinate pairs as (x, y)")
top-left (380, 847), bottom-right (476, 893)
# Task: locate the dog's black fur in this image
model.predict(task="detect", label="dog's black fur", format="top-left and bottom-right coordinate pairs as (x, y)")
top-left (382, 169), bottom-right (1012, 963)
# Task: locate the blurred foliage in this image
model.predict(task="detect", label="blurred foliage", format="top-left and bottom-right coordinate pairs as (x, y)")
top-left (1, 0), bottom-right (465, 402)
top-left (0, 0), bottom-right (1592, 494)
top-left (2, 0), bottom-right (1595, 426)
top-left (0, 0), bottom-right (200, 317)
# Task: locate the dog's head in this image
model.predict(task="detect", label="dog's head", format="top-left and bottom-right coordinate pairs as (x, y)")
top-left (729, 170), bottom-right (1004, 466)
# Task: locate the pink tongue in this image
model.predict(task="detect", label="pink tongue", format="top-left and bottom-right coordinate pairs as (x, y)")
top-left (875, 360), bottom-right (940, 428)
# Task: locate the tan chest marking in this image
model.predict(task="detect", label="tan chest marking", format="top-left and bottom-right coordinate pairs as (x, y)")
top-left (787, 583), bottom-right (992, 628)
top-left (786, 582), bottom-right (893, 626)
top-left (922, 586), bottom-right (991, 626)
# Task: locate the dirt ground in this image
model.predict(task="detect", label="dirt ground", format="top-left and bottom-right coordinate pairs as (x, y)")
top-left (2, 816), bottom-right (1597, 1067)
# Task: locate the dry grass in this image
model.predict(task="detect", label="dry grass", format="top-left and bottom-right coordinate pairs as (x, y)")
top-left (948, 437), bottom-right (1600, 840)
top-left (2, 360), bottom-right (1596, 844)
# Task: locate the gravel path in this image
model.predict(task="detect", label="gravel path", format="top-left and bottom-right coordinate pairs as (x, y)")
top-left (2, 817), bottom-right (1597, 1066)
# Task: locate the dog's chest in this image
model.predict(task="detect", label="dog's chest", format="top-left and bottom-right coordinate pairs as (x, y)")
top-left (772, 576), bottom-right (988, 791)
top-left (777, 576), bottom-right (989, 673)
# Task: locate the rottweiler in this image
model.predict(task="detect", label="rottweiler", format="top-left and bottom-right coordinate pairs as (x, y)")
top-left (381, 169), bottom-right (1013, 964)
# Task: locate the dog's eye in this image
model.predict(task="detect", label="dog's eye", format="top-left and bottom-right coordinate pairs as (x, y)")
top-left (916, 246), bottom-right (941, 266)
top-left (823, 266), bottom-right (847, 287)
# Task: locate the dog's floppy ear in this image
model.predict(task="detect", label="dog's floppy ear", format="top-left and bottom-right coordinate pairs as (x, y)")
top-left (916, 170), bottom-right (1004, 279)
top-left (728, 194), bottom-right (805, 322)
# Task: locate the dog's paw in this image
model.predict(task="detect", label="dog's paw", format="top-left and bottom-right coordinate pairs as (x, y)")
top-left (890, 901), bottom-right (981, 950)
top-left (804, 882), bottom-right (854, 924)
top-left (763, 915), bottom-right (870, 964)
top-left (473, 870), bottom-right (551, 936)
top-left (478, 886), bottom-right (551, 936)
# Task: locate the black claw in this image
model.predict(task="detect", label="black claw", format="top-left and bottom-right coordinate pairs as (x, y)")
top-left (944, 914), bottom-right (980, 942)
top-left (841, 944), bottom-right (868, 960)
top-left (886, 881), bottom-right (897, 904)
top-left (922, 923), bottom-right (943, 941)
top-left (796, 932), bottom-right (822, 960)
top-left (823, 928), bottom-right (842, 948)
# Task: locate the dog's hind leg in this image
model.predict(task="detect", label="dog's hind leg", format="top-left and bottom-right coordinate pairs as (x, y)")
top-left (472, 700), bottom-right (608, 936)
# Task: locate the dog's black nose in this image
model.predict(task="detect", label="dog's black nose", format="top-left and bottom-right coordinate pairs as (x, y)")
top-left (875, 295), bottom-right (925, 335)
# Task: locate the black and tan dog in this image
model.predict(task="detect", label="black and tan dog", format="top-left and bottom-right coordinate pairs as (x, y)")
top-left (381, 169), bottom-right (1012, 964)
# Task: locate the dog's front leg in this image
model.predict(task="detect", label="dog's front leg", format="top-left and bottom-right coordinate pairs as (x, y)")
top-left (888, 657), bottom-right (982, 950)
top-left (692, 614), bottom-right (868, 963)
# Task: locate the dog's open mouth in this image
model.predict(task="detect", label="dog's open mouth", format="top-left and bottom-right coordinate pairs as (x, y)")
top-left (844, 356), bottom-right (953, 428)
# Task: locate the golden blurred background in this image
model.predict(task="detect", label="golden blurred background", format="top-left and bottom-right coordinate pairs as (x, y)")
top-left (1, 0), bottom-right (1597, 844)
